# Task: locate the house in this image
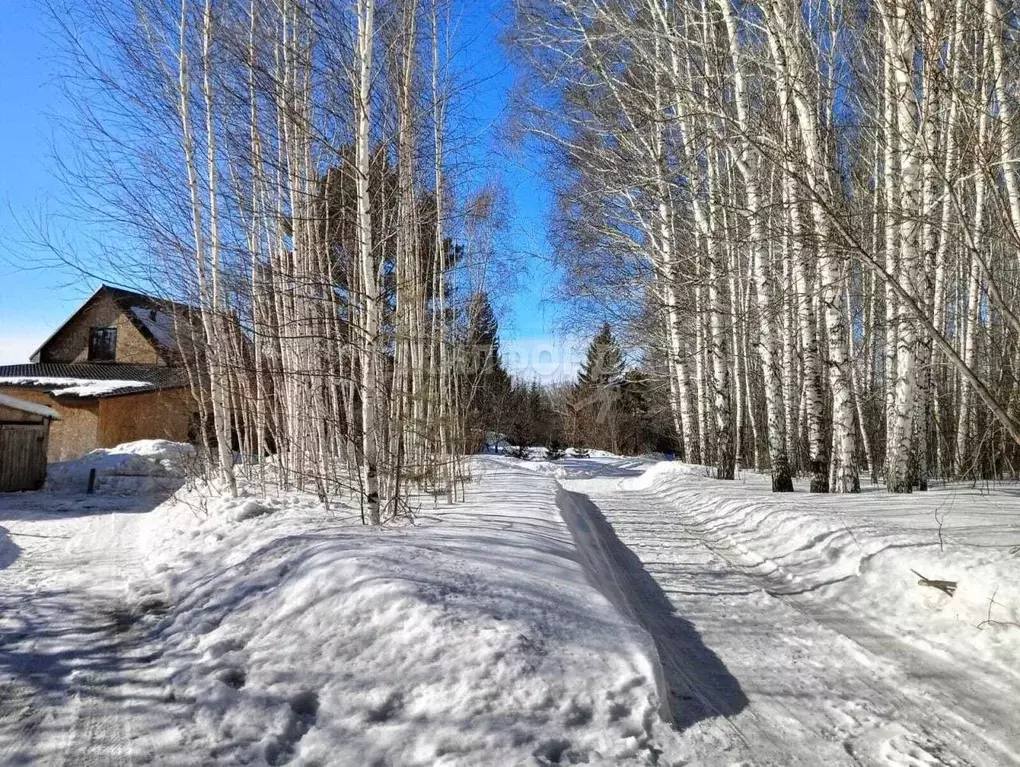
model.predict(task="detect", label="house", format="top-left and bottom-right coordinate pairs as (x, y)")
top-left (0, 286), bottom-right (198, 462)
top-left (0, 393), bottom-right (61, 491)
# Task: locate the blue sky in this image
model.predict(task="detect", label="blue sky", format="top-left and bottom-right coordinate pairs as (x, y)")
top-left (0, 0), bottom-right (88, 363)
top-left (0, 0), bottom-right (581, 379)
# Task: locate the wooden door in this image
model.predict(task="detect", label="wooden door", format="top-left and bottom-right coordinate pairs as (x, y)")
top-left (0, 424), bottom-right (47, 492)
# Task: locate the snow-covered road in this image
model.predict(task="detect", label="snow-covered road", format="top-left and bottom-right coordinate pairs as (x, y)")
top-left (0, 451), bottom-right (674, 765)
top-left (0, 492), bottom-right (174, 765)
top-left (2, 447), bottom-right (1019, 765)
top-left (559, 463), bottom-right (1020, 766)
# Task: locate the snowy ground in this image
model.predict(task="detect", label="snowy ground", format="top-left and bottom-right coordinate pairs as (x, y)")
top-left (0, 448), bottom-right (669, 765)
top-left (2, 445), bottom-right (1019, 765)
top-left (555, 458), bottom-right (1020, 766)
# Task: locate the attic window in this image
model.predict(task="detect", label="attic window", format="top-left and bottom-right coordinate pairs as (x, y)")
top-left (88, 327), bottom-right (118, 362)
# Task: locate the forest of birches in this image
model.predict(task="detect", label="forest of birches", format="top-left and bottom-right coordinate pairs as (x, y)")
top-left (59, 0), bottom-right (1020, 521)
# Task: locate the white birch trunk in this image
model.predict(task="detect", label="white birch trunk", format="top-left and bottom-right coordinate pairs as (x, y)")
top-left (355, 0), bottom-right (381, 523)
top-left (956, 87), bottom-right (990, 475)
top-left (767, 0), bottom-right (858, 492)
top-left (717, 0), bottom-right (792, 489)
top-left (883, 0), bottom-right (922, 493)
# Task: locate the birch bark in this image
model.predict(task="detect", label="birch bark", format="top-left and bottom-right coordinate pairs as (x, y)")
top-left (355, 0), bottom-right (381, 523)
top-left (717, 0), bottom-right (792, 489)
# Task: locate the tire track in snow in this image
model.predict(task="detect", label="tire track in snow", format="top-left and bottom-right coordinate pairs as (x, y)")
top-left (560, 475), bottom-right (1020, 766)
top-left (654, 485), bottom-right (1020, 765)
top-left (0, 500), bottom-right (170, 766)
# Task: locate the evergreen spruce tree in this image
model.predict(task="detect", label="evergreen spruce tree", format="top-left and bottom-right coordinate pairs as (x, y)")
top-left (464, 292), bottom-right (512, 449)
top-left (571, 323), bottom-right (625, 452)
top-left (577, 323), bottom-right (624, 390)
top-left (545, 438), bottom-right (567, 460)
top-left (465, 292), bottom-right (503, 374)
top-left (618, 370), bottom-right (651, 454)
top-left (509, 381), bottom-right (547, 448)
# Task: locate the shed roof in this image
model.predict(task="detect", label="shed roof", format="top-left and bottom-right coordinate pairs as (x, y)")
top-left (0, 363), bottom-right (189, 400)
top-left (0, 392), bottom-right (61, 420)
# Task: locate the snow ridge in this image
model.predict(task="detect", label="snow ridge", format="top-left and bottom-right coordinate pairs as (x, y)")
top-left (135, 460), bottom-right (672, 764)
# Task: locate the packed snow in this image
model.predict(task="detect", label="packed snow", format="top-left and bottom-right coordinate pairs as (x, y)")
top-left (0, 376), bottom-right (154, 397)
top-left (0, 447), bottom-right (671, 765)
top-left (45, 440), bottom-right (195, 495)
top-left (628, 463), bottom-right (1020, 666)
top-left (565, 459), bottom-right (1020, 765)
top-left (2, 444), bottom-right (1020, 765)
top-left (0, 392), bottom-right (61, 419)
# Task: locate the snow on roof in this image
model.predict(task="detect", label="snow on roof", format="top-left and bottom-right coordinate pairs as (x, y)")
top-left (28, 285), bottom-right (192, 364)
top-left (130, 306), bottom-right (179, 351)
top-left (0, 392), bottom-right (61, 419)
top-left (0, 376), bottom-right (154, 398)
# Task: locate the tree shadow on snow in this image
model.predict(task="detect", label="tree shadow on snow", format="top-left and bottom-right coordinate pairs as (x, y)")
top-left (0, 490), bottom-right (172, 522)
top-left (0, 586), bottom-right (179, 763)
top-left (559, 490), bottom-right (748, 733)
top-left (0, 526), bottom-right (20, 571)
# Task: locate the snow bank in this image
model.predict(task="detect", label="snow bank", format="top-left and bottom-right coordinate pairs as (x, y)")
top-left (578, 449), bottom-right (617, 458)
top-left (510, 458), bottom-right (600, 480)
top-left (124, 459), bottom-right (671, 764)
top-left (496, 450), bottom-right (651, 481)
top-left (620, 461), bottom-right (717, 489)
top-left (46, 440), bottom-right (195, 495)
top-left (631, 463), bottom-right (1020, 670)
top-left (498, 446), bottom-right (612, 461)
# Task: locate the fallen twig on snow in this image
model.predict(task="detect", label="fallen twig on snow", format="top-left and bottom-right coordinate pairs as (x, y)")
top-left (910, 568), bottom-right (958, 597)
top-left (976, 587), bottom-right (1020, 630)
top-left (933, 508), bottom-right (946, 552)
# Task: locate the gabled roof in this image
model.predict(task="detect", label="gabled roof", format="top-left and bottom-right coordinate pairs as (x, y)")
top-left (0, 363), bottom-right (190, 400)
top-left (29, 285), bottom-right (195, 364)
top-left (0, 392), bottom-right (61, 419)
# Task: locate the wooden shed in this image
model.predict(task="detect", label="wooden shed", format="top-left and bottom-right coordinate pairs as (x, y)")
top-left (0, 393), bottom-right (61, 492)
